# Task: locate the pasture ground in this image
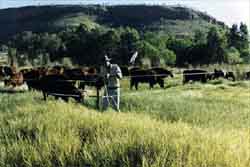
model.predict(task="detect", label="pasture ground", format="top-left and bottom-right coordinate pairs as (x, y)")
top-left (0, 77), bottom-right (250, 167)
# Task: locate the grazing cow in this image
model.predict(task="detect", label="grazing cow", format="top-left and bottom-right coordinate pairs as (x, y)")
top-left (151, 67), bottom-right (174, 88)
top-left (212, 69), bottom-right (225, 79)
top-left (206, 73), bottom-right (214, 80)
top-left (21, 69), bottom-right (43, 90)
top-left (183, 69), bottom-right (208, 84)
top-left (130, 67), bottom-right (157, 90)
top-left (225, 72), bottom-right (236, 81)
top-left (246, 71), bottom-right (250, 80)
top-left (39, 74), bottom-right (83, 102)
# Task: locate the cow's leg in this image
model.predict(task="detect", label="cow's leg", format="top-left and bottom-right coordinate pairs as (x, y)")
top-left (158, 79), bottom-right (164, 88)
top-left (27, 84), bottom-right (32, 91)
top-left (161, 82), bottom-right (165, 89)
top-left (62, 97), bottom-right (69, 102)
top-left (135, 82), bottom-right (138, 90)
top-left (130, 79), bottom-right (134, 90)
top-left (149, 82), bottom-right (154, 89)
top-left (183, 77), bottom-right (186, 84)
top-left (79, 82), bottom-right (85, 90)
top-left (78, 96), bottom-right (83, 103)
top-left (202, 77), bottom-right (207, 83)
top-left (43, 92), bottom-right (47, 101)
top-left (74, 96), bottom-right (79, 103)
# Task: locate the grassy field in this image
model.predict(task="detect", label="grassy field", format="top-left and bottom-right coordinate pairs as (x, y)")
top-left (0, 77), bottom-right (250, 167)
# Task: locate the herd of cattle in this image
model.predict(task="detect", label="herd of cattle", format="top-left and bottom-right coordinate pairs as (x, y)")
top-left (0, 65), bottom-right (250, 101)
top-left (0, 66), bottom-right (103, 101)
top-left (127, 67), bottom-right (249, 89)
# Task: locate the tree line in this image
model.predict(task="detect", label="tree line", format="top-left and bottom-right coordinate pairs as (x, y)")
top-left (3, 22), bottom-right (250, 67)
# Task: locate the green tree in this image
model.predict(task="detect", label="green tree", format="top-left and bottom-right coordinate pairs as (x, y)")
top-left (119, 27), bottom-right (140, 65)
top-left (206, 27), bottom-right (227, 64)
top-left (160, 48), bottom-right (176, 66)
top-left (228, 24), bottom-right (240, 49)
top-left (194, 29), bottom-right (207, 44)
top-left (136, 41), bottom-right (159, 66)
top-left (8, 48), bottom-right (17, 66)
top-left (100, 29), bottom-right (120, 57)
top-left (143, 32), bottom-right (167, 50)
top-left (225, 47), bottom-right (242, 64)
top-left (239, 23), bottom-right (249, 50)
top-left (227, 23), bottom-right (249, 63)
top-left (167, 37), bottom-right (192, 66)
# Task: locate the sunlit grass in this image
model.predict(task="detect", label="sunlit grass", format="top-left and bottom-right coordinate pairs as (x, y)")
top-left (121, 79), bottom-right (250, 129)
top-left (0, 77), bottom-right (250, 166)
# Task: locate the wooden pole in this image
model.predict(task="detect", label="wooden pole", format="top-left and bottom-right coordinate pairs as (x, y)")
top-left (96, 88), bottom-right (100, 110)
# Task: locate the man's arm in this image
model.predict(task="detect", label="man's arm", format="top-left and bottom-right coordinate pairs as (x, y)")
top-left (109, 64), bottom-right (122, 79)
top-left (115, 65), bottom-right (122, 79)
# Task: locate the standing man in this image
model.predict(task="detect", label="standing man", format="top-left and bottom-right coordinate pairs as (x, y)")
top-left (102, 55), bottom-right (123, 111)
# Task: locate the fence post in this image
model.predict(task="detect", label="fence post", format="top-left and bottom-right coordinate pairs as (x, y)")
top-left (96, 88), bottom-right (100, 110)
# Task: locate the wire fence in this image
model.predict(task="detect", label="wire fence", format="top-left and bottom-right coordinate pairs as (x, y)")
top-left (1, 71), bottom-right (249, 111)
top-left (0, 71), bottom-right (217, 83)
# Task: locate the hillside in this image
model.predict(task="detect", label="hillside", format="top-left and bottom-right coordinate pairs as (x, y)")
top-left (0, 5), bottom-right (226, 41)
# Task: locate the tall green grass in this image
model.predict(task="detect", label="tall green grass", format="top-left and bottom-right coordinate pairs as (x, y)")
top-left (121, 80), bottom-right (250, 129)
top-left (0, 79), bottom-right (250, 166)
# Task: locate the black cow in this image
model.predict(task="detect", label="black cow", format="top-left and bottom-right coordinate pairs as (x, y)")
top-left (130, 68), bottom-right (157, 90)
top-left (212, 69), bottom-right (225, 79)
top-left (246, 71), bottom-right (250, 80)
top-left (2, 66), bottom-right (13, 76)
top-left (0, 66), bottom-right (13, 79)
top-left (183, 69), bottom-right (208, 84)
top-left (150, 67), bottom-right (174, 88)
top-left (225, 72), bottom-right (236, 81)
top-left (21, 69), bottom-right (42, 90)
top-left (208, 69), bottom-right (235, 81)
top-left (79, 73), bottom-right (104, 91)
top-left (39, 75), bottom-right (83, 102)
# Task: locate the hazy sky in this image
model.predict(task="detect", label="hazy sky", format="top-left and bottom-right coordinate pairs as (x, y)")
top-left (0, 0), bottom-right (249, 27)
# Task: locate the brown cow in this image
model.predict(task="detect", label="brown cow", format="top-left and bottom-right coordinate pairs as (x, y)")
top-left (5, 72), bottom-right (24, 87)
